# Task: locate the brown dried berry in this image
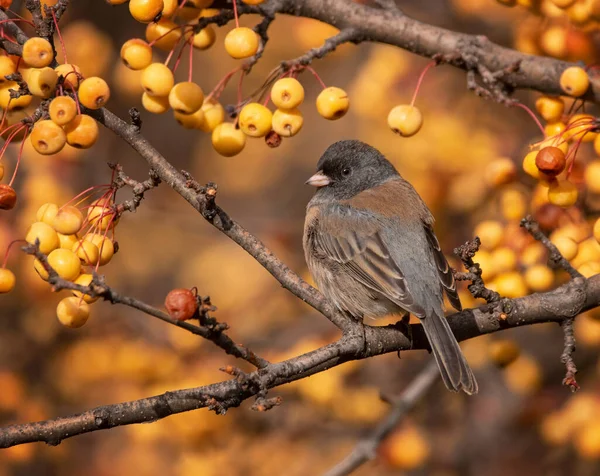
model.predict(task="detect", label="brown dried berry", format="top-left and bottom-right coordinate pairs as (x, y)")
top-left (265, 130), bottom-right (282, 148)
top-left (0, 184), bottom-right (16, 210)
top-left (533, 203), bottom-right (564, 232)
top-left (535, 146), bottom-right (566, 177)
top-left (165, 288), bottom-right (198, 321)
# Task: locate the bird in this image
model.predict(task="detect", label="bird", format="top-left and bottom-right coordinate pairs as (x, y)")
top-left (303, 140), bottom-right (477, 395)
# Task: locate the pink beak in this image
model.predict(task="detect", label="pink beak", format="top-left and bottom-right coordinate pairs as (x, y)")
top-left (305, 171), bottom-right (330, 187)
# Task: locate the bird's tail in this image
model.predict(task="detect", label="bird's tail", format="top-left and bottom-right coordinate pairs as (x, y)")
top-left (420, 312), bottom-right (478, 395)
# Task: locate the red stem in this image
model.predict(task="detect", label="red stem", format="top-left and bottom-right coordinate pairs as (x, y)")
top-left (410, 61), bottom-right (436, 107)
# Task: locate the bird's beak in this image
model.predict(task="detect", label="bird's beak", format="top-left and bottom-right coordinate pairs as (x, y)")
top-left (305, 171), bottom-right (330, 187)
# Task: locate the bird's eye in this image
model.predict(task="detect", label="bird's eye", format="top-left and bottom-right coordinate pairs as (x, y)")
top-left (342, 168), bottom-right (351, 176)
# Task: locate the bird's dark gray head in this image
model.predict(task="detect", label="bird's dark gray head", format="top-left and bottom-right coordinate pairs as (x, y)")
top-left (306, 140), bottom-right (399, 200)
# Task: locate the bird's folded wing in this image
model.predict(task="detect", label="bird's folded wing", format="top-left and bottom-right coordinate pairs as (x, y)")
top-left (312, 208), bottom-right (425, 316)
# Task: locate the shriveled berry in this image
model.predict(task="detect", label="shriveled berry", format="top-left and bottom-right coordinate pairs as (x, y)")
top-left (56, 296), bottom-right (90, 328)
top-left (120, 39), bottom-right (153, 70)
top-left (49, 96), bottom-right (78, 126)
top-left (0, 184), bottom-right (16, 210)
top-left (22, 37), bottom-right (54, 67)
top-left (271, 78), bottom-right (304, 110)
top-left (78, 77), bottom-right (110, 109)
top-left (265, 130), bottom-right (282, 148)
top-left (535, 146), bottom-right (566, 177)
top-left (317, 87), bottom-right (349, 120)
top-left (239, 102), bottom-right (272, 137)
top-left (165, 288), bottom-right (198, 321)
top-left (211, 123), bottom-right (246, 157)
top-left (64, 114), bottom-right (99, 149)
top-left (30, 120), bottom-right (67, 155)
top-left (224, 27), bottom-right (259, 59)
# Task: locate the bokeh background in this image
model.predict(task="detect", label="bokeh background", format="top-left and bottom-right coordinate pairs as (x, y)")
top-left (2, 0), bottom-right (600, 474)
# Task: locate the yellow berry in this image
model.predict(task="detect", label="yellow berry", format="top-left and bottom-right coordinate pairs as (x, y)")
top-left (141, 63), bottom-right (174, 97)
top-left (26, 67), bottom-right (58, 98)
top-left (500, 189), bottom-right (527, 221)
top-left (64, 114), bottom-right (99, 149)
top-left (198, 98), bottom-right (225, 132)
top-left (552, 235), bottom-right (579, 260)
top-left (30, 120), bottom-right (66, 155)
top-left (129, 0), bottom-right (164, 23)
top-left (484, 157), bottom-right (516, 187)
top-left (272, 108), bottom-right (303, 137)
top-left (72, 273), bottom-right (98, 304)
top-left (544, 121), bottom-right (566, 138)
top-left (78, 77), bottom-right (110, 109)
top-left (56, 296), bottom-right (90, 328)
top-left (387, 104), bottom-right (422, 137)
top-left (520, 242), bottom-right (547, 266)
top-left (168, 81), bottom-right (204, 114)
top-left (381, 426), bottom-right (430, 470)
top-left (161, 0), bottom-right (178, 17)
top-left (0, 56), bottom-right (16, 86)
top-left (72, 240), bottom-right (99, 266)
top-left (57, 232), bottom-right (78, 250)
top-left (524, 264), bottom-right (555, 291)
top-left (241, 0), bottom-right (264, 3)
top-left (22, 37), bottom-right (54, 68)
top-left (474, 220), bottom-right (504, 250)
top-left (36, 202), bottom-right (59, 224)
top-left (145, 18), bottom-right (181, 51)
top-left (191, 26), bottom-right (216, 50)
top-left (0, 268), bottom-right (16, 293)
top-left (317, 87), bottom-right (350, 121)
top-left (120, 39), bottom-right (153, 70)
top-left (55, 63), bottom-right (82, 89)
top-left (523, 150), bottom-right (541, 179)
top-left (491, 247), bottom-right (518, 274)
top-left (495, 271), bottom-right (528, 298)
top-left (52, 205), bottom-right (83, 235)
top-left (535, 96), bottom-right (564, 122)
top-left (565, 113), bottom-right (596, 143)
top-left (47, 248), bottom-right (81, 281)
top-left (489, 339), bottom-right (520, 367)
top-left (33, 258), bottom-right (49, 280)
top-left (224, 27), bottom-right (259, 59)
top-left (578, 261), bottom-right (600, 278)
top-left (585, 160), bottom-right (600, 194)
top-left (49, 96), bottom-right (78, 126)
top-left (239, 102), bottom-right (272, 137)
top-left (548, 179), bottom-right (578, 207)
top-left (560, 66), bottom-right (589, 97)
top-left (271, 78), bottom-right (305, 110)
top-left (142, 92), bottom-right (170, 114)
top-left (173, 108), bottom-right (205, 129)
top-left (551, 0), bottom-right (576, 7)
top-left (0, 82), bottom-right (32, 110)
top-left (211, 123), bottom-right (246, 157)
top-left (84, 233), bottom-right (115, 266)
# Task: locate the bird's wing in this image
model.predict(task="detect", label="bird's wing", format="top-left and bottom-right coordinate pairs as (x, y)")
top-left (311, 206), bottom-right (426, 317)
top-left (423, 224), bottom-right (462, 312)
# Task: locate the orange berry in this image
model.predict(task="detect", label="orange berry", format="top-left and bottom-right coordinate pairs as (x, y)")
top-left (191, 26), bottom-right (216, 50)
top-left (49, 96), bottom-right (78, 126)
top-left (198, 98), bottom-right (225, 132)
top-left (129, 0), bottom-right (164, 23)
top-left (22, 37), bottom-right (54, 68)
top-left (55, 64), bottom-right (82, 89)
top-left (0, 184), bottom-right (16, 210)
top-left (224, 27), bottom-right (259, 59)
top-left (317, 87), bottom-right (349, 121)
top-left (52, 205), bottom-right (83, 235)
top-left (387, 104), bottom-right (422, 136)
top-left (552, 235), bottom-right (579, 260)
top-left (211, 123), bottom-right (246, 157)
top-left (25, 67), bottom-right (57, 98)
top-left (36, 202), bottom-right (59, 224)
top-left (484, 157), bottom-right (517, 187)
top-left (500, 189), bottom-right (527, 221)
top-left (47, 248), bottom-right (81, 281)
top-left (72, 240), bottom-right (99, 266)
top-left (26, 222), bottom-right (60, 254)
top-left (120, 39), bottom-right (153, 70)
top-left (56, 296), bottom-right (90, 328)
top-left (0, 56), bottom-right (16, 86)
top-left (239, 102), bottom-right (272, 137)
top-left (141, 62), bottom-right (174, 97)
top-left (272, 108), bottom-right (303, 137)
top-left (164, 288), bottom-right (198, 320)
top-left (0, 82), bottom-right (32, 110)
top-left (585, 160), bottom-right (600, 194)
top-left (168, 81), bottom-right (204, 114)
top-left (87, 199), bottom-right (117, 231)
top-left (142, 92), bottom-right (170, 114)
top-left (551, 0), bottom-right (576, 7)
top-left (241, 0), bottom-right (264, 3)
top-left (535, 146), bottom-right (566, 177)
top-left (173, 107), bottom-right (205, 129)
top-left (78, 77), bottom-right (110, 109)
top-left (544, 121), bottom-right (566, 138)
top-left (495, 271), bottom-right (528, 298)
top-left (535, 96), bottom-right (564, 122)
top-left (161, 0), bottom-right (178, 17)
top-left (524, 264), bottom-right (555, 291)
top-left (30, 120), bottom-right (67, 155)
top-left (64, 114), bottom-right (99, 149)
top-left (57, 232), bottom-right (78, 250)
top-left (560, 66), bottom-right (589, 97)
top-left (0, 268), bottom-right (16, 293)
top-left (565, 113), bottom-right (597, 142)
top-left (271, 78), bottom-right (305, 110)
top-left (72, 273), bottom-right (98, 304)
top-left (489, 339), bottom-right (520, 367)
top-left (490, 247), bottom-right (518, 274)
top-left (83, 233), bottom-right (114, 266)
top-left (548, 179), bottom-right (578, 207)
top-left (474, 220), bottom-right (504, 250)
top-left (145, 18), bottom-right (181, 51)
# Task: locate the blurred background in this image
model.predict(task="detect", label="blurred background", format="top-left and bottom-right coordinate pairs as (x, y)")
top-left (2, 0), bottom-right (600, 474)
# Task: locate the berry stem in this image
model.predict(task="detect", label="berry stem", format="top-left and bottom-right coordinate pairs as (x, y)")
top-left (233, 0), bottom-right (240, 29)
top-left (188, 36), bottom-right (194, 83)
top-left (512, 102), bottom-right (545, 136)
top-left (305, 66), bottom-right (326, 89)
top-left (410, 61), bottom-right (436, 108)
top-left (8, 125), bottom-right (28, 187)
top-left (2, 239), bottom-right (26, 269)
top-left (206, 67), bottom-right (241, 102)
top-left (51, 9), bottom-right (68, 64)
top-left (237, 69), bottom-right (245, 107)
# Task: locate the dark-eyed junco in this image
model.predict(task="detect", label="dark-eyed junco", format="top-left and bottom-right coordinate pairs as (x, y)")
top-left (303, 140), bottom-right (477, 395)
